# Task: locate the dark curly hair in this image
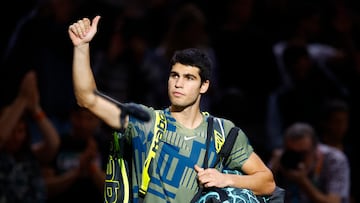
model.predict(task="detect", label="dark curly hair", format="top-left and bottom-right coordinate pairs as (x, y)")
top-left (169, 48), bottom-right (212, 83)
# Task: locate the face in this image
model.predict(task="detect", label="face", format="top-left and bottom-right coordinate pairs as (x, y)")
top-left (285, 135), bottom-right (316, 171)
top-left (168, 63), bottom-right (209, 109)
top-left (325, 111), bottom-right (349, 138)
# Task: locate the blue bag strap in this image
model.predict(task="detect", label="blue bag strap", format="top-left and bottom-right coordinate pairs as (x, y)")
top-left (203, 115), bottom-right (214, 168)
top-left (190, 115), bottom-right (215, 203)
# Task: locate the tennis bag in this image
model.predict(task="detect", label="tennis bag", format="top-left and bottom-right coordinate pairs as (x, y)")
top-left (104, 131), bottom-right (132, 203)
top-left (191, 117), bottom-right (285, 203)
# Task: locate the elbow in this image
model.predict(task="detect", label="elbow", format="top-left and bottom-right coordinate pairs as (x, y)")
top-left (266, 180), bottom-right (277, 195)
top-left (255, 179), bottom-right (276, 196)
top-left (44, 141), bottom-right (60, 163)
top-left (264, 170), bottom-right (277, 195)
top-left (255, 178), bottom-right (276, 196)
top-left (51, 138), bottom-right (61, 157)
top-left (256, 170), bottom-right (277, 195)
top-left (75, 90), bottom-right (97, 109)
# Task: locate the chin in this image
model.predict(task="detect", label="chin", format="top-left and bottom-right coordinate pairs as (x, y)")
top-left (170, 99), bottom-right (184, 108)
top-left (171, 101), bottom-right (182, 108)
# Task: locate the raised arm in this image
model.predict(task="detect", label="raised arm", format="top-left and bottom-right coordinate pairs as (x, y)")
top-left (68, 16), bottom-right (125, 129)
top-left (26, 71), bottom-right (60, 163)
top-left (0, 80), bottom-right (28, 149)
top-left (0, 71), bottom-right (60, 163)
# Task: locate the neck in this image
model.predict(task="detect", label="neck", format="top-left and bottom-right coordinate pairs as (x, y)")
top-left (169, 106), bottom-right (204, 129)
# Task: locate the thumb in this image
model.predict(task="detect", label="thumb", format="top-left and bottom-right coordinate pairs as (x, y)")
top-left (92, 15), bottom-right (101, 28)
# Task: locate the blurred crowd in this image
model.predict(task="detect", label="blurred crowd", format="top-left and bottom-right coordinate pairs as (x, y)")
top-left (1, 0), bottom-right (359, 202)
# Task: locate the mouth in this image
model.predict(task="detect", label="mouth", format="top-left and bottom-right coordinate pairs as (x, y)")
top-left (172, 91), bottom-right (184, 97)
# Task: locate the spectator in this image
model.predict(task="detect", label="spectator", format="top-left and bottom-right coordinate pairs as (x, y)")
top-left (0, 0), bottom-right (89, 135)
top-left (316, 98), bottom-right (357, 203)
top-left (43, 105), bottom-right (109, 203)
top-left (0, 70), bottom-right (60, 203)
top-left (268, 122), bottom-right (350, 203)
top-left (317, 99), bottom-right (350, 152)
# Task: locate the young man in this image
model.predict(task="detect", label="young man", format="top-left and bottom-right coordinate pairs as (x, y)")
top-left (68, 16), bottom-right (275, 203)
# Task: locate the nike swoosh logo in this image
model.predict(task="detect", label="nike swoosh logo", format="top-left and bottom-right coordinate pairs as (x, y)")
top-left (184, 136), bottom-right (197, 140)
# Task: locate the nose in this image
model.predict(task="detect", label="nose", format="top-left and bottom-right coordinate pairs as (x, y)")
top-left (175, 77), bottom-right (184, 87)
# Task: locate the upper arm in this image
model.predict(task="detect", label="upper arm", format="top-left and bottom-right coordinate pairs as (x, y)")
top-left (242, 152), bottom-right (276, 194)
top-left (242, 152), bottom-right (272, 175)
top-left (87, 94), bottom-right (123, 129)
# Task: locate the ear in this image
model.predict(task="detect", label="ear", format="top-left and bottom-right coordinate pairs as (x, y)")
top-left (200, 80), bottom-right (210, 94)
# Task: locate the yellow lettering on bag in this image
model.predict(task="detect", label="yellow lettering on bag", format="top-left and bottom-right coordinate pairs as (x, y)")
top-left (214, 130), bottom-right (225, 153)
top-left (139, 111), bottom-right (166, 196)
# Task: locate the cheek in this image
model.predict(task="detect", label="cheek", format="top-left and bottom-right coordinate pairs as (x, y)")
top-left (187, 85), bottom-right (202, 98)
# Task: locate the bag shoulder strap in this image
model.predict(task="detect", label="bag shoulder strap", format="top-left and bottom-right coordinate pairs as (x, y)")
top-left (191, 117), bottom-right (238, 203)
top-left (208, 115), bottom-right (239, 168)
top-left (190, 115), bottom-right (217, 203)
top-left (139, 110), bottom-right (167, 198)
top-left (203, 115), bottom-right (214, 168)
top-left (204, 116), bottom-right (238, 168)
top-left (215, 126), bottom-right (240, 167)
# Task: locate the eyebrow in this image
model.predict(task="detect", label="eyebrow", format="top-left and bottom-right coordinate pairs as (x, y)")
top-left (170, 71), bottom-right (198, 78)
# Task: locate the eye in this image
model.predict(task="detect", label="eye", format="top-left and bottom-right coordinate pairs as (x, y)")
top-left (170, 72), bottom-right (179, 78)
top-left (185, 75), bottom-right (195, 80)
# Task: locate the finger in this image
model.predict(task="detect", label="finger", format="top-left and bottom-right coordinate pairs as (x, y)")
top-left (68, 25), bottom-right (77, 38)
top-left (69, 23), bottom-right (82, 37)
top-left (194, 165), bottom-right (204, 173)
top-left (83, 17), bottom-right (90, 26)
top-left (76, 19), bottom-right (87, 37)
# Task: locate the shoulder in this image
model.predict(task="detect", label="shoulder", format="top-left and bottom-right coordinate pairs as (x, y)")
top-left (125, 105), bottom-right (158, 134)
top-left (211, 115), bottom-right (245, 136)
top-left (208, 115), bottom-right (250, 144)
top-left (209, 115), bottom-right (235, 128)
top-left (127, 104), bottom-right (157, 123)
top-left (319, 143), bottom-right (349, 166)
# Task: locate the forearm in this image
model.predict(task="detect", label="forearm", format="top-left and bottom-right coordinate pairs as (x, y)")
top-left (73, 43), bottom-right (97, 108)
top-left (45, 168), bottom-right (80, 197)
top-left (233, 152), bottom-right (276, 195)
top-left (31, 106), bottom-right (60, 162)
top-left (0, 97), bottom-right (27, 148)
top-left (226, 169), bottom-right (275, 195)
top-left (69, 16), bottom-right (124, 130)
top-left (298, 177), bottom-right (341, 203)
top-left (73, 44), bottom-right (124, 129)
